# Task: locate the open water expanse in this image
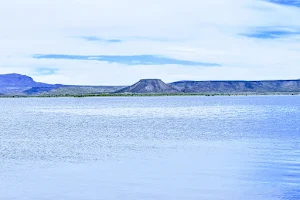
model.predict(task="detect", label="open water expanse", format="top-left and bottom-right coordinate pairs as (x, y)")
top-left (0, 96), bottom-right (300, 200)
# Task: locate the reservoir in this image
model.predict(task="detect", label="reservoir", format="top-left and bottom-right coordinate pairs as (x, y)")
top-left (0, 96), bottom-right (299, 200)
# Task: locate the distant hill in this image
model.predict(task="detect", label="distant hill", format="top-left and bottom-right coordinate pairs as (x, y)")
top-left (170, 80), bottom-right (300, 93)
top-left (1, 73), bottom-right (300, 96)
top-left (43, 85), bottom-right (125, 96)
top-left (0, 73), bottom-right (57, 94)
top-left (116, 79), bottom-right (180, 94)
top-left (0, 73), bottom-right (124, 95)
top-left (0, 73), bottom-right (47, 87)
top-left (23, 86), bottom-right (61, 95)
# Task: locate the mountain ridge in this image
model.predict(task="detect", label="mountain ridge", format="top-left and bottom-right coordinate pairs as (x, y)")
top-left (170, 80), bottom-right (300, 93)
top-left (1, 73), bottom-right (300, 95)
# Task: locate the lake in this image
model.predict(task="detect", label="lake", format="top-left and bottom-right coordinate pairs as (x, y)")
top-left (0, 96), bottom-right (299, 200)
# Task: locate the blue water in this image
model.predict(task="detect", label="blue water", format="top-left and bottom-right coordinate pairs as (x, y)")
top-left (0, 96), bottom-right (299, 200)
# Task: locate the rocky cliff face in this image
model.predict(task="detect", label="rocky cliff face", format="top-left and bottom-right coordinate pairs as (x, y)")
top-left (116, 79), bottom-right (180, 94)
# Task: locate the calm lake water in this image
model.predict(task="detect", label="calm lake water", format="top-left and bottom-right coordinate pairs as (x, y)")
top-left (0, 96), bottom-right (300, 200)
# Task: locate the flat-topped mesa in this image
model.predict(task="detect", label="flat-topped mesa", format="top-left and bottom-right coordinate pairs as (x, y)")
top-left (0, 73), bottom-right (51, 87)
top-left (140, 79), bottom-right (162, 81)
top-left (0, 74), bottom-right (34, 87)
top-left (170, 80), bottom-right (300, 93)
top-left (116, 79), bottom-right (180, 94)
top-left (0, 73), bottom-right (60, 95)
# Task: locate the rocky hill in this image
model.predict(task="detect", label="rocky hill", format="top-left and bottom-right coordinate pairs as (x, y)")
top-left (116, 79), bottom-right (180, 94)
top-left (0, 73), bottom-right (56, 94)
top-left (0, 73), bottom-right (50, 87)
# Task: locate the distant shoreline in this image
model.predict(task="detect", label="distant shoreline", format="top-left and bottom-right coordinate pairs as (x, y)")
top-left (1, 92), bottom-right (299, 98)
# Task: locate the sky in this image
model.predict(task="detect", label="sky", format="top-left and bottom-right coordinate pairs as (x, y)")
top-left (1, 0), bottom-right (300, 85)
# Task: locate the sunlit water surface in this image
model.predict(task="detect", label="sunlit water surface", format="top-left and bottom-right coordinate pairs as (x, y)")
top-left (0, 96), bottom-right (300, 200)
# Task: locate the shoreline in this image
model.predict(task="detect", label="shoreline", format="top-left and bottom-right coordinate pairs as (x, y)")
top-left (0, 92), bottom-right (299, 98)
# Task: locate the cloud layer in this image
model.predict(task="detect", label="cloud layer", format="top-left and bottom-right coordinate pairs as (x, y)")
top-left (241, 26), bottom-right (300, 39)
top-left (0, 0), bottom-right (300, 85)
top-left (33, 54), bottom-right (221, 66)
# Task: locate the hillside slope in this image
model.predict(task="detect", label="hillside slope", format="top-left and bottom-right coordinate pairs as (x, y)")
top-left (44, 85), bottom-right (125, 96)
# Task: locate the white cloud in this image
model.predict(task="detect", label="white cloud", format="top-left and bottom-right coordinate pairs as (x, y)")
top-left (0, 0), bottom-right (300, 85)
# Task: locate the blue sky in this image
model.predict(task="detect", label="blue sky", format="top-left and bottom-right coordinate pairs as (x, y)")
top-left (264, 0), bottom-right (300, 7)
top-left (1, 0), bottom-right (300, 85)
top-left (241, 26), bottom-right (300, 39)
